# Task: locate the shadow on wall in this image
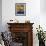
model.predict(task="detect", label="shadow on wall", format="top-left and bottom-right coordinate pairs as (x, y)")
top-left (0, 0), bottom-right (2, 32)
top-left (40, 0), bottom-right (46, 13)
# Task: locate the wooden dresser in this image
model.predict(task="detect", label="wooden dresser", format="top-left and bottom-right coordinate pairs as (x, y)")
top-left (7, 23), bottom-right (34, 46)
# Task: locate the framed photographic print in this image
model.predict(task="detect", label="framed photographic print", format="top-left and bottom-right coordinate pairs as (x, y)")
top-left (15, 3), bottom-right (26, 16)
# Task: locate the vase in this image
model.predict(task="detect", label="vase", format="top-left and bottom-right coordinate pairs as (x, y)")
top-left (39, 40), bottom-right (45, 46)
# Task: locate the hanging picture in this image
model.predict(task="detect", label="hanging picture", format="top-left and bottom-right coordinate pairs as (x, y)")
top-left (15, 3), bottom-right (26, 16)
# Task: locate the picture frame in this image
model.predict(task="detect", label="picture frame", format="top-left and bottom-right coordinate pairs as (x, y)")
top-left (15, 3), bottom-right (26, 16)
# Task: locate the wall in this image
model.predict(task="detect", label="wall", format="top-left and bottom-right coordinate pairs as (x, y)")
top-left (40, 0), bottom-right (46, 32)
top-left (0, 0), bottom-right (2, 32)
top-left (2, 0), bottom-right (46, 46)
top-left (2, 0), bottom-right (40, 30)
